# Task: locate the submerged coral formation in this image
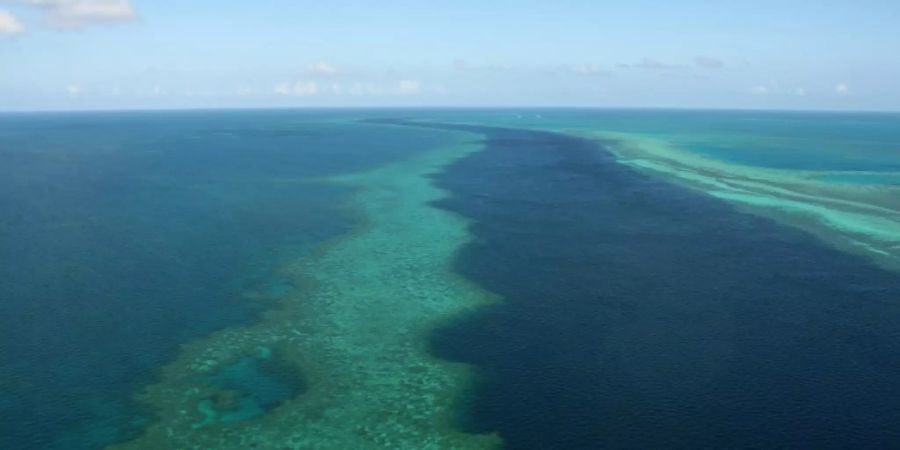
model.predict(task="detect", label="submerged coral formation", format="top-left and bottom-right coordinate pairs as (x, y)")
top-left (573, 131), bottom-right (900, 271)
top-left (111, 130), bottom-right (500, 449)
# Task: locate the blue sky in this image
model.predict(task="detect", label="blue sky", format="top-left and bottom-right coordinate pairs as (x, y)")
top-left (1, 0), bottom-right (898, 111)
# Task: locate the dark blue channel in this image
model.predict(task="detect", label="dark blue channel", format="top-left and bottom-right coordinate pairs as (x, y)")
top-left (395, 121), bottom-right (900, 449)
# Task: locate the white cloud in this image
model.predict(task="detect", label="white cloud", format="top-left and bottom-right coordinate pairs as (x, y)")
top-left (236, 87), bottom-right (260, 97)
top-left (568, 64), bottom-right (611, 76)
top-left (307, 61), bottom-right (338, 76)
top-left (273, 78), bottom-right (421, 97)
top-left (694, 56), bottom-right (724, 69)
top-left (344, 80), bottom-right (423, 96)
top-left (397, 80), bottom-right (420, 95)
top-left (274, 81), bottom-right (319, 96)
top-left (25, 0), bottom-right (136, 28)
top-left (449, 59), bottom-right (515, 73)
top-left (0, 9), bottom-right (25, 34)
top-left (835, 83), bottom-right (850, 95)
top-left (750, 80), bottom-right (781, 96)
top-left (348, 82), bottom-right (379, 96)
top-left (618, 58), bottom-right (687, 70)
top-left (66, 84), bottom-right (82, 96)
top-left (793, 87), bottom-right (807, 96)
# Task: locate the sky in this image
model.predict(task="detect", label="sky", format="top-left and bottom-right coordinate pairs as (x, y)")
top-left (1, 0), bottom-right (899, 111)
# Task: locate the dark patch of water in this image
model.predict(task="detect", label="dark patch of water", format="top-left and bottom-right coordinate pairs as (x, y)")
top-left (407, 121), bottom-right (900, 449)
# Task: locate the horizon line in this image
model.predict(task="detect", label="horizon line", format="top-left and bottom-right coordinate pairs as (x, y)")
top-left (2, 105), bottom-right (899, 115)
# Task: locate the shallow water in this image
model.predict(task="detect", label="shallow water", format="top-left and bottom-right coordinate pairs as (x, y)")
top-left (2, 109), bottom-right (900, 449)
top-left (402, 109), bottom-right (900, 268)
top-left (818, 173), bottom-right (900, 184)
top-left (0, 110), bottom-right (462, 449)
top-left (422, 122), bottom-right (900, 448)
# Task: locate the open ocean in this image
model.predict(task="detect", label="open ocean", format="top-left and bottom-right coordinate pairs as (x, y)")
top-left (2, 109), bottom-right (900, 449)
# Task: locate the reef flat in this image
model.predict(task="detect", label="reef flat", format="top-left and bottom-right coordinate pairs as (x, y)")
top-left (573, 131), bottom-right (900, 270)
top-left (110, 129), bottom-right (500, 449)
top-left (9, 109), bottom-right (900, 449)
top-left (404, 110), bottom-right (900, 270)
top-left (422, 120), bottom-right (900, 449)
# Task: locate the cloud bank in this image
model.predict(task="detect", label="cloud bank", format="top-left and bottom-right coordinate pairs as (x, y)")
top-left (618, 58), bottom-right (688, 71)
top-left (272, 62), bottom-right (424, 98)
top-left (0, 9), bottom-right (24, 34)
top-left (694, 56), bottom-right (724, 69)
top-left (25, 0), bottom-right (136, 28)
top-left (306, 61), bottom-right (338, 76)
top-left (567, 64), bottom-right (611, 76)
top-left (274, 79), bottom-right (423, 97)
top-left (274, 81), bottom-right (319, 96)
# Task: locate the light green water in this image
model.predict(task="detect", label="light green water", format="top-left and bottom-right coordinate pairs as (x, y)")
top-left (110, 130), bottom-right (500, 449)
top-left (818, 173), bottom-right (900, 185)
top-left (411, 109), bottom-right (900, 270)
top-left (577, 130), bottom-right (900, 269)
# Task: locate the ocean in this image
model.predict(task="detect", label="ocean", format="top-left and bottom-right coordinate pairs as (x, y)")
top-left (1, 109), bottom-right (900, 449)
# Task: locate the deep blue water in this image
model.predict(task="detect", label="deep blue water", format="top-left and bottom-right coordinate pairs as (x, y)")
top-left (4, 110), bottom-right (900, 449)
top-left (373, 109), bottom-right (900, 173)
top-left (0, 110), bottom-right (455, 449)
top-left (423, 122), bottom-right (900, 449)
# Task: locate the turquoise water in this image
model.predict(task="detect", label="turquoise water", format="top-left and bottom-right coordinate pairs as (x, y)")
top-left (818, 173), bottom-right (900, 184)
top-left (402, 109), bottom-right (900, 172)
top-left (0, 110), bottom-right (462, 449)
top-left (425, 120), bottom-right (900, 449)
top-left (193, 347), bottom-right (301, 427)
top-left (402, 109), bottom-right (900, 267)
top-left (2, 109), bottom-right (900, 449)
